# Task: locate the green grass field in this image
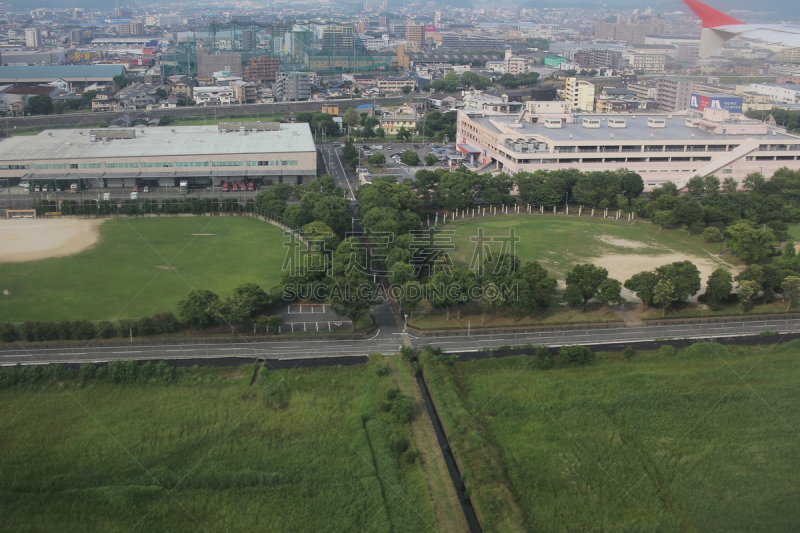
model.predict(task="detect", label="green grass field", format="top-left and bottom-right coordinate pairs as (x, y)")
top-left (423, 342), bottom-right (800, 532)
top-left (0, 217), bottom-right (290, 322)
top-left (0, 358), bottom-right (439, 532)
top-left (446, 215), bottom-right (732, 278)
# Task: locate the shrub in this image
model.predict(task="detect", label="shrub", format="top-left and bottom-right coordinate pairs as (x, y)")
top-left (391, 394), bottom-right (414, 423)
top-left (0, 322), bottom-right (16, 343)
top-left (390, 437), bottom-right (410, 456)
top-left (71, 320), bottom-right (96, 340)
top-left (117, 319), bottom-right (138, 338)
top-left (20, 321), bottom-right (36, 342)
top-left (375, 365), bottom-right (391, 377)
top-left (400, 346), bottom-right (416, 362)
top-left (79, 362), bottom-right (96, 381)
top-left (404, 450), bottom-right (419, 464)
top-left (56, 320), bottom-right (73, 341)
top-left (97, 320), bottom-right (115, 339)
top-left (623, 346), bottom-right (636, 359)
top-left (386, 388), bottom-right (398, 401)
top-left (659, 345), bottom-right (677, 357)
top-left (152, 312), bottom-right (181, 334)
top-left (558, 345), bottom-right (595, 366)
top-left (138, 316), bottom-right (157, 336)
top-left (156, 360), bottom-right (176, 383)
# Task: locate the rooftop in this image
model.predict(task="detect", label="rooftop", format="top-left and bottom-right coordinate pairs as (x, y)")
top-left (0, 123), bottom-right (315, 162)
top-left (470, 114), bottom-right (797, 143)
top-left (0, 65), bottom-right (126, 82)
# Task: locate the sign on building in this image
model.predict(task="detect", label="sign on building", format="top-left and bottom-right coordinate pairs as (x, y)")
top-left (690, 93), bottom-right (743, 113)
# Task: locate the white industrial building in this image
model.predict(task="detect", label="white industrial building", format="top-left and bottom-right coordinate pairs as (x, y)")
top-left (0, 123), bottom-right (317, 189)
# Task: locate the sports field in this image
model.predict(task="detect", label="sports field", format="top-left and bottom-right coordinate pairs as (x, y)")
top-left (0, 358), bottom-right (439, 532)
top-left (447, 215), bottom-right (732, 288)
top-left (423, 341), bottom-right (800, 532)
top-left (0, 217), bottom-right (290, 322)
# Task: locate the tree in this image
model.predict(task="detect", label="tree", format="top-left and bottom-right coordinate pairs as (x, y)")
top-left (215, 296), bottom-right (251, 334)
top-left (725, 221), bottom-right (774, 264)
top-left (396, 126), bottom-right (412, 142)
top-left (652, 279), bottom-right (675, 317)
top-left (401, 85), bottom-right (412, 94)
top-left (513, 261), bottom-right (558, 315)
top-left (704, 269), bottom-right (732, 311)
top-left (231, 283), bottom-right (270, 316)
top-left (113, 74), bottom-right (129, 89)
top-left (424, 152), bottom-right (438, 166)
top-left (656, 261), bottom-right (701, 303)
top-left (399, 281), bottom-right (423, 319)
top-left (780, 238), bottom-right (798, 270)
top-left (267, 315), bottom-right (285, 333)
top-left (178, 290), bottom-right (220, 329)
top-left (653, 210), bottom-right (673, 230)
top-left (703, 227), bottom-right (724, 243)
top-left (738, 280), bottom-right (759, 312)
top-left (375, 127), bottom-right (385, 139)
top-left (343, 108), bottom-right (359, 129)
top-left (254, 190), bottom-right (288, 216)
top-left (781, 276), bottom-right (800, 311)
top-left (155, 87), bottom-right (168, 99)
top-left (330, 276), bottom-right (377, 331)
top-left (624, 271), bottom-right (659, 310)
top-left (686, 175), bottom-right (705, 197)
top-left (428, 271), bottom-right (458, 321)
top-left (479, 282), bottom-right (503, 325)
top-left (596, 278), bottom-right (625, 310)
top-left (368, 152), bottom-right (386, 165)
top-left (312, 196), bottom-right (351, 235)
top-left (80, 90), bottom-right (98, 107)
top-left (565, 263), bottom-right (609, 308)
top-left (400, 150), bottom-right (420, 166)
top-left (672, 197), bottom-right (704, 235)
top-left (742, 172), bottom-right (765, 191)
top-left (722, 177), bottom-right (738, 193)
top-left (27, 95), bottom-right (53, 115)
top-left (704, 175), bottom-right (721, 194)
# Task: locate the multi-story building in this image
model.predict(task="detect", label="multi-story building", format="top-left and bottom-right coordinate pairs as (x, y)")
top-left (241, 29), bottom-right (256, 51)
top-left (440, 33), bottom-right (505, 51)
top-left (0, 123), bottom-right (317, 188)
top-left (657, 77), bottom-right (693, 111)
top-left (733, 64), bottom-right (763, 76)
top-left (743, 83), bottom-right (800, 105)
top-left (624, 51), bottom-right (666, 74)
top-left (323, 24), bottom-right (354, 51)
top-left (504, 49), bottom-right (528, 75)
top-left (775, 48), bottom-right (800, 63)
top-left (628, 82), bottom-right (658, 99)
top-left (376, 77), bottom-right (416, 92)
top-left (118, 21), bottom-right (144, 37)
top-left (231, 80), bottom-right (257, 104)
top-left (456, 107), bottom-right (800, 191)
top-left (243, 56), bottom-right (280, 84)
top-left (406, 24), bottom-right (424, 51)
top-left (197, 47), bottom-right (242, 79)
top-left (24, 28), bottom-right (40, 48)
top-left (565, 77), bottom-right (595, 112)
top-left (380, 108), bottom-right (421, 135)
top-left (273, 72), bottom-right (311, 102)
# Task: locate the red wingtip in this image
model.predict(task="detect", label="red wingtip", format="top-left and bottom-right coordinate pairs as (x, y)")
top-left (683, 0), bottom-right (743, 28)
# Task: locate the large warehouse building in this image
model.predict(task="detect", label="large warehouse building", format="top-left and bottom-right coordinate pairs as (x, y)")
top-left (0, 122), bottom-right (316, 190)
top-left (457, 103), bottom-right (800, 190)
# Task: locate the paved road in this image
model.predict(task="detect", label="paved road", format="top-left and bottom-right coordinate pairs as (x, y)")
top-left (3, 316), bottom-right (799, 366)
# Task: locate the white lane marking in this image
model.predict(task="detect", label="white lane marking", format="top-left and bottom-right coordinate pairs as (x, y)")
top-left (112, 351), bottom-right (141, 353)
top-left (4, 354), bottom-right (31, 357)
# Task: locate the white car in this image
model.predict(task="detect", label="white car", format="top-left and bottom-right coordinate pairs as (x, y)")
top-left (374, 145), bottom-right (383, 150)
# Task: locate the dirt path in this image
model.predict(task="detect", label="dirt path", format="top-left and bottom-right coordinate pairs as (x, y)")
top-left (385, 355), bottom-right (468, 533)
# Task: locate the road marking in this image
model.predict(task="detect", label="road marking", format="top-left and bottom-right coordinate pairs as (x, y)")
top-left (4, 354), bottom-right (31, 357)
top-left (112, 351), bottom-right (141, 354)
top-left (58, 353), bottom-right (86, 356)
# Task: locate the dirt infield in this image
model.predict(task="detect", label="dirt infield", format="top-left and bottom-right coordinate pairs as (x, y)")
top-left (0, 219), bottom-right (103, 262)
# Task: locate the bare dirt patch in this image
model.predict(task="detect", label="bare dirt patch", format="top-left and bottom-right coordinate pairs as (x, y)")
top-left (596, 235), bottom-right (653, 249)
top-left (595, 252), bottom-right (731, 302)
top-left (0, 218), bottom-right (103, 263)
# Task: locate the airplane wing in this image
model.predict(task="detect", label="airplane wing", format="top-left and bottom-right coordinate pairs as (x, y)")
top-left (684, 0), bottom-right (800, 58)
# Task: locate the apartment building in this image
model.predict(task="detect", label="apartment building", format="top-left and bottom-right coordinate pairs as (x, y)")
top-left (657, 77), bottom-right (693, 112)
top-left (565, 77), bottom-right (595, 112)
top-left (376, 77), bottom-right (416, 92)
top-left (406, 24), bottom-right (424, 50)
top-left (504, 50), bottom-right (528, 75)
top-left (624, 51), bottom-right (666, 74)
top-left (231, 80), bottom-right (258, 104)
top-left (243, 56), bottom-right (280, 84)
top-left (24, 28), bottom-right (41, 48)
top-left (273, 72), bottom-right (311, 102)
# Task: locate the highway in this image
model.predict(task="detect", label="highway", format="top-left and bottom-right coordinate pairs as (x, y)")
top-left (3, 315), bottom-right (799, 366)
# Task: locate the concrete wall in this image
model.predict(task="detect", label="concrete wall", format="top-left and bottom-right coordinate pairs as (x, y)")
top-left (0, 97), bottom-right (406, 131)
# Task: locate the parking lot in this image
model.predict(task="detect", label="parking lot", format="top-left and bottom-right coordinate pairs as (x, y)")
top-left (274, 303), bottom-right (354, 333)
top-left (355, 142), bottom-right (454, 179)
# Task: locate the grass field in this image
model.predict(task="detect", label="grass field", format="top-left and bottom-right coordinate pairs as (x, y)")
top-left (422, 342), bottom-right (800, 532)
top-left (0, 358), bottom-right (439, 532)
top-left (446, 215), bottom-right (735, 281)
top-left (0, 217), bottom-right (290, 322)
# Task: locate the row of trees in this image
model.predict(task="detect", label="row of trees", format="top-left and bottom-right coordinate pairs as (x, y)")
top-left (0, 312), bottom-right (181, 343)
top-left (0, 360), bottom-right (178, 389)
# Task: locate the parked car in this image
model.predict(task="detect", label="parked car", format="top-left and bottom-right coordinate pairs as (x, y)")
top-left (413, 144), bottom-right (420, 149)
top-left (248, 182), bottom-right (254, 191)
top-left (143, 186), bottom-right (149, 193)
top-left (232, 183), bottom-right (239, 192)
top-left (222, 181), bottom-right (229, 192)
top-left (374, 145), bottom-right (383, 150)
top-left (133, 184), bottom-right (139, 193)
top-left (239, 182), bottom-right (246, 191)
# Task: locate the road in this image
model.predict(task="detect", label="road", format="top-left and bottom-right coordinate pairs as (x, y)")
top-left (3, 315), bottom-right (799, 366)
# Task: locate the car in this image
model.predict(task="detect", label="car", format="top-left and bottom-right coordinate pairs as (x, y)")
top-left (34, 185), bottom-right (41, 192)
top-left (413, 144), bottom-right (420, 149)
top-left (133, 184), bottom-right (139, 192)
top-left (332, 141), bottom-right (340, 146)
top-left (144, 186), bottom-right (149, 193)
top-left (364, 151), bottom-right (373, 156)
top-left (374, 145), bottom-right (383, 150)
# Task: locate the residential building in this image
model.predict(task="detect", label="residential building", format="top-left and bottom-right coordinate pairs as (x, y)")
top-left (380, 107), bottom-right (421, 135)
top-left (241, 29), bottom-right (256, 52)
top-left (322, 104), bottom-right (339, 115)
top-left (566, 77), bottom-right (595, 112)
top-left (273, 72), bottom-right (311, 102)
top-left (323, 24), bottom-right (354, 51)
top-left (439, 33), bottom-right (504, 51)
top-left (624, 51), bottom-right (666, 74)
top-left (657, 77), bottom-right (693, 111)
top-left (243, 56), bottom-right (280, 84)
top-left (91, 91), bottom-right (121, 112)
top-left (24, 28), bottom-right (41, 48)
top-left (733, 64), bottom-right (763, 76)
top-left (504, 50), bottom-right (528, 75)
top-left (118, 21), bottom-right (144, 37)
top-left (376, 77), bottom-right (416, 92)
top-left (231, 80), bottom-right (257, 104)
top-left (0, 123), bottom-right (317, 188)
top-left (743, 83), bottom-right (800, 105)
top-left (628, 83), bottom-right (658, 99)
top-left (171, 79), bottom-right (195, 99)
top-left (197, 47), bottom-right (242, 79)
top-left (406, 24), bottom-right (425, 51)
top-left (775, 48), bottom-right (800, 63)
top-left (456, 107), bottom-right (800, 191)
top-left (193, 86), bottom-right (234, 106)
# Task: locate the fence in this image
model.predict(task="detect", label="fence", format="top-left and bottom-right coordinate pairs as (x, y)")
top-left (421, 203), bottom-right (636, 227)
